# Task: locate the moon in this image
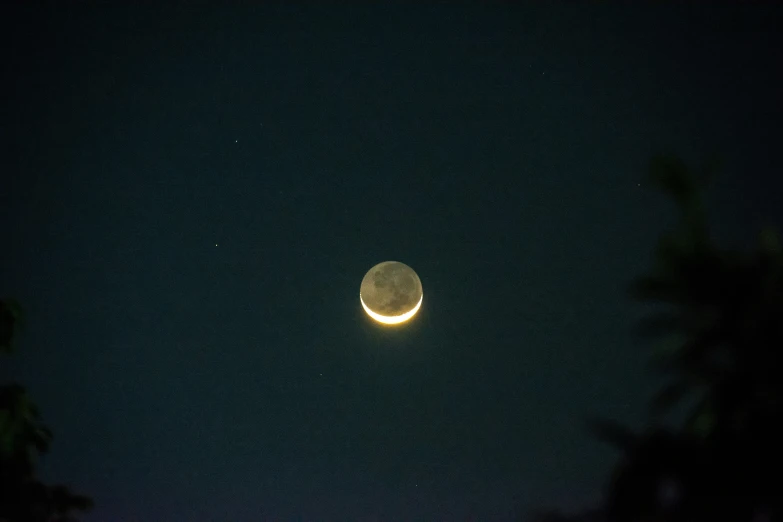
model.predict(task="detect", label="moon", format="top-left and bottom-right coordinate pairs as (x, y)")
top-left (359, 261), bottom-right (423, 325)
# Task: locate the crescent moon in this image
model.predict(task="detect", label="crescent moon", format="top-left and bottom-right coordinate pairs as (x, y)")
top-left (359, 261), bottom-right (423, 325)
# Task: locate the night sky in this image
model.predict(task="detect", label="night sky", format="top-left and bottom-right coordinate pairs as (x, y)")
top-left (2, 3), bottom-right (782, 521)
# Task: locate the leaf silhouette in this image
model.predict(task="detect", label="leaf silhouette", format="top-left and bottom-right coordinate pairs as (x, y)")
top-left (650, 379), bottom-right (695, 415)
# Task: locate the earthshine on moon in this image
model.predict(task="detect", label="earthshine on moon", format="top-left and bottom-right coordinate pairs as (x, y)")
top-left (360, 261), bottom-right (423, 325)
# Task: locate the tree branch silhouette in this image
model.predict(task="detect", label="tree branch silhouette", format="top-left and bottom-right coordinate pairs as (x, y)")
top-left (530, 155), bottom-right (782, 522)
top-left (0, 299), bottom-right (94, 522)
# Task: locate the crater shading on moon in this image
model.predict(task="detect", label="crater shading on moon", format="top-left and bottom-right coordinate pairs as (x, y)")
top-left (359, 261), bottom-right (423, 325)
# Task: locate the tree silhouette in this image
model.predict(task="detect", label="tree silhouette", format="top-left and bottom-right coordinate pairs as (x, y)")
top-left (632, 156), bottom-right (782, 444)
top-left (532, 156), bottom-right (782, 522)
top-left (0, 299), bottom-right (94, 522)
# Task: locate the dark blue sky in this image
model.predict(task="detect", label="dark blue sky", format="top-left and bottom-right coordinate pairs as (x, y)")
top-left (2, 3), bottom-right (782, 521)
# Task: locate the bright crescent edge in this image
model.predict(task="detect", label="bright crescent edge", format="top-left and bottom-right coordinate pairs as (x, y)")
top-left (360, 292), bottom-right (423, 325)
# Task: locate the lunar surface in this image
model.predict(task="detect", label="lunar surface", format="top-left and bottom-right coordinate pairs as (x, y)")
top-left (359, 261), bottom-right (423, 325)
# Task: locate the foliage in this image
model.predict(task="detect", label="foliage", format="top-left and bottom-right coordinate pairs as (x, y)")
top-left (0, 298), bottom-right (94, 522)
top-left (531, 156), bottom-right (782, 522)
top-left (632, 157), bottom-right (783, 444)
